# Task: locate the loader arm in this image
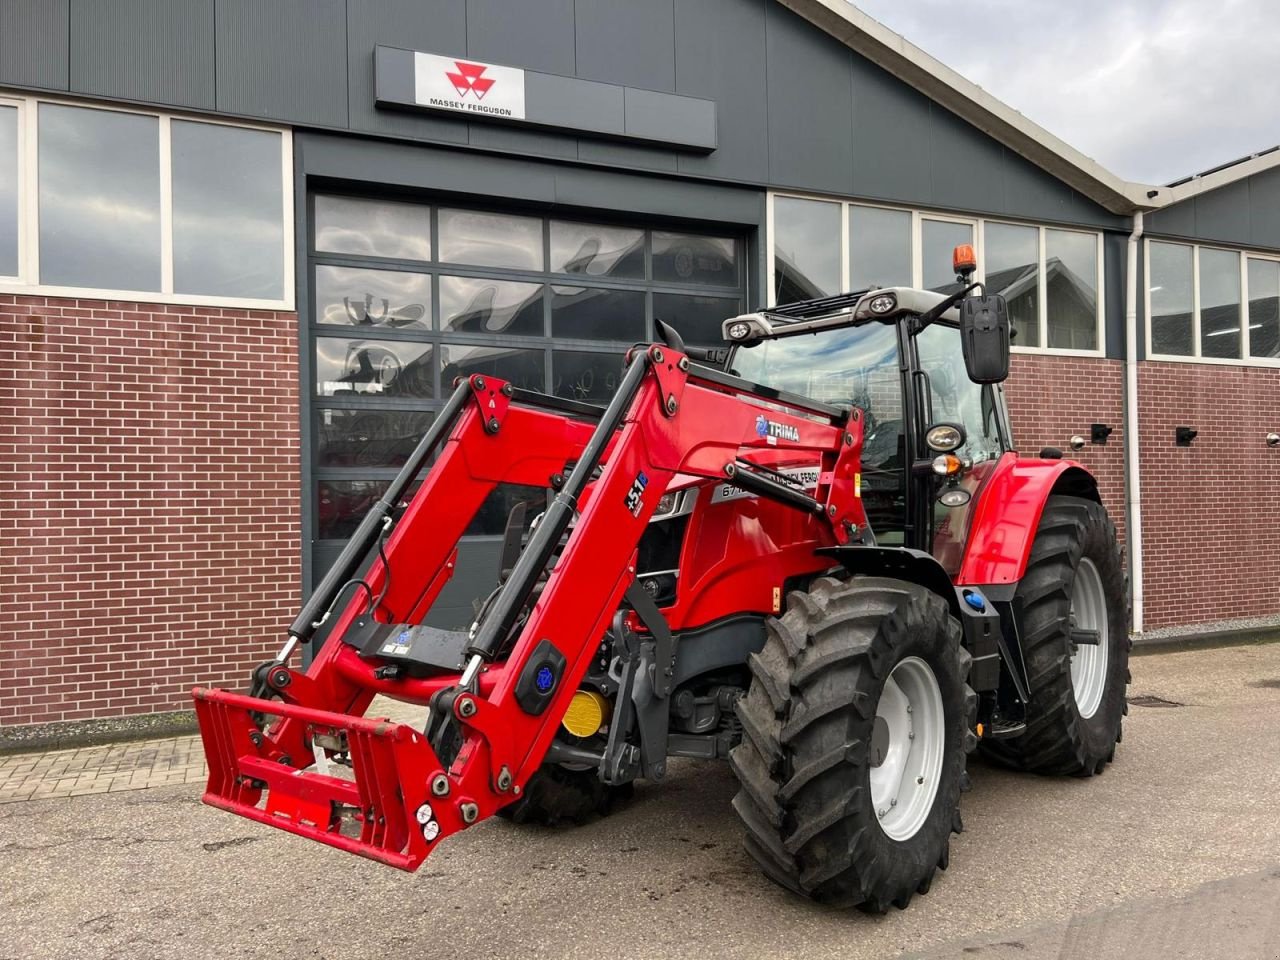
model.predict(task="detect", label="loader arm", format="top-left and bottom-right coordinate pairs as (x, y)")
top-left (193, 344), bottom-right (866, 870)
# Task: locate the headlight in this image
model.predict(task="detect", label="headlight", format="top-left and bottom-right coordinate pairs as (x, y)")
top-left (868, 294), bottom-right (896, 315)
top-left (925, 423), bottom-right (966, 453)
top-left (727, 321), bottom-right (752, 340)
top-left (652, 490), bottom-right (684, 519)
top-left (931, 454), bottom-right (963, 477)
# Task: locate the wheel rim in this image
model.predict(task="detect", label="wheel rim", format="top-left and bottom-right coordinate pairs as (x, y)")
top-left (1069, 558), bottom-right (1110, 719)
top-left (868, 656), bottom-right (945, 842)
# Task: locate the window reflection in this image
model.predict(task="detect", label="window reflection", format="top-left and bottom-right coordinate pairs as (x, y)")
top-left (315, 266), bottom-right (431, 329)
top-left (985, 223), bottom-right (1040, 348)
top-left (653, 293), bottom-right (739, 346)
top-left (1046, 230), bottom-right (1098, 351)
top-left (1199, 248), bottom-right (1241, 359)
top-left (0, 106), bottom-right (16, 277)
top-left (315, 409), bottom-right (435, 467)
top-left (468, 484), bottom-right (547, 536)
top-left (773, 198), bottom-right (840, 303)
top-left (39, 104), bottom-right (160, 291)
top-left (550, 286), bottom-right (645, 341)
top-left (439, 208), bottom-right (543, 270)
top-left (441, 276), bottom-right (543, 336)
top-left (849, 206), bottom-right (911, 290)
top-left (315, 196), bottom-right (431, 261)
top-left (440, 344), bottom-right (544, 392)
top-left (550, 221), bottom-right (644, 278)
top-left (315, 337), bottom-right (435, 398)
top-left (653, 231), bottom-right (737, 287)
top-left (1150, 242), bottom-right (1194, 357)
top-left (552, 351), bottom-right (627, 404)
top-left (921, 220), bottom-right (973, 293)
top-left (318, 479), bottom-right (390, 540)
top-left (1248, 258), bottom-right (1280, 359)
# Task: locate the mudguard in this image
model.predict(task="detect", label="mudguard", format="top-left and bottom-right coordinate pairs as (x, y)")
top-left (957, 454), bottom-right (1098, 586)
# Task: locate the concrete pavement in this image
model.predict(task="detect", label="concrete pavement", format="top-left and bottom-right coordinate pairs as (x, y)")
top-left (0, 642), bottom-right (1277, 960)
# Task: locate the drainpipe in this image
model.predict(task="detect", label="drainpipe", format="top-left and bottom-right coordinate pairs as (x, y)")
top-left (1124, 212), bottom-right (1144, 636)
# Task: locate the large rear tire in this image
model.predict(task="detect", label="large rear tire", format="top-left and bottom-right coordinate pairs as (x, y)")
top-left (981, 495), bottom-right (1129, 775)
top-left (729, 576), bottom-right (976, 912)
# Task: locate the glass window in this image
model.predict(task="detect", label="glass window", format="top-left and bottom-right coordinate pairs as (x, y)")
top-left (0, 105), bottom-right (16, 277)
top-left (171, 121), bottom-right (283, 299)
top-left (38, 104), bottom-right (161, 291)
top-left (468, 484), bottom-right (547, 536)
top-left (773, 197), bottom-right (840, 303)
top-left (1199, 248), bottom-right (1241, 359)
top-left (315, 337), bottom-right (435, 399)
top-left (441, 276), bottom-right (543, 336)
top-left (653, 293), bottom-right (740, 346)
top-left (438, 208), bottom-right (543, 270)
top-left (921, 219), bottom-right (973, 293)
top-left (440, 343), bottom-right (544, 392)
top-left (315, 196), bottom-right (431, 261)
top-left (653, 231), bottom-right (737, 287)
top-left (318, 479), bottom-right (390, 540)
top-left (849, 206), bottom-right (910, 290)
top-left (315, 266), bottom-right (431, 329)
top-left (315, 409), bottom-right (434, 468)
top-left (916, 324), bottom-right (1004, 466)
top-left (984, 223), bottom-right (1040, 348)
top-left (552, 351), bottom-right (628, 404)
top-left (550, 286), bottom-right (645, 342)
top-left (550, 221), bottom-right (644, 279)
top-left (1149, 242), bottom-right (1194, 357)
top-left (1248, 258), bottom-right (1280, 359)
top-left (1045, 230), bottom-right (1099, 350)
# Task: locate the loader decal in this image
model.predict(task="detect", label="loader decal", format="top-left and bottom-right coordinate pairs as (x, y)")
top-left (625, 471), bottom-right (649, 517)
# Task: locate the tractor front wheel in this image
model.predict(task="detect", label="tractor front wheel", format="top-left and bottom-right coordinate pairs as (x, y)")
top-left (730, 576), bottom-right (976, 912)
top-left (498, 764), bottom-right (632, 827)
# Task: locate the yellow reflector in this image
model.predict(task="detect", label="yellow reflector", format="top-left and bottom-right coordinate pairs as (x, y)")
top-left (562, 690), bottom-right (610, 738)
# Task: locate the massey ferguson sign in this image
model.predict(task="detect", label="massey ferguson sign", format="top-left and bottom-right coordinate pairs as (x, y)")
top-left (413, 52), bottom-right (526, 120)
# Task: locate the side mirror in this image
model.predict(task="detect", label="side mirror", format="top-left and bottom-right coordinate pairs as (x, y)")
top-left (958, 294), bottom-right (1010, 384)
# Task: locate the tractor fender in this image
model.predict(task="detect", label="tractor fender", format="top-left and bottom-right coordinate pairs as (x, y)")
top-left (957, 455), bottom-right (1099, 586)
top-left (816, 545), bottom-right (962, 621)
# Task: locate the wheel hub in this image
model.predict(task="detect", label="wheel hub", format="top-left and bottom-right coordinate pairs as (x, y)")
top-left (1069, 558), bottom-right (1110, 719)
top-left (868, 656), bottom-right (945, 842)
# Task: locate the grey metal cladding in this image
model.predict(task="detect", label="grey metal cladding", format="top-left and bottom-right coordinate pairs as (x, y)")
top-left (765, 2), bottom-right (854, 195)
top-left (1103, 232), bottom-right (1126, 359)
top-left (576, 139), bottom-right (678, 173)
top-left (1249, 168), bottom-right (1280, 250)
top-left (674, 0), bottom-right (768, 182)
top-left (70, 0), bottom-right (214, 109)
top-left (215, 0), bottom-right (348, 127)
top-left (526, 71), bottom-right (624, 136)
top-left (348, 0), bottom-right (467, 144)
top-left (849, 52), bottom-right (931, 204)
top-left (0, 0), bottom-right (69, 90)
top-left (1190, 179), bottom-right (1251, 245)
top-left (1144, 196), bottom-right (1195, 239)
top-left (467, 0), bottom-right (575, 75)
top-left (574, 0), bottom-right (676, 92)
top-left (928, 103), bottom-right (1006, 214)
top-left (624, 87), bottom-right (715, 152)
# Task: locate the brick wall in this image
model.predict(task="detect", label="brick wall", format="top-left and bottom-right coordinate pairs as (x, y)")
top-left (1137, 361), bottom-right (1280, 629)
top-left (0, 295), bottom-right (300, 727)
top-left (1003, 354), bottom-right (1127, 543)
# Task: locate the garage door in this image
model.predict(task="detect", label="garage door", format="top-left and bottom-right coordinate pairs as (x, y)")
top-left (305, 193), bottom-right (747, 627)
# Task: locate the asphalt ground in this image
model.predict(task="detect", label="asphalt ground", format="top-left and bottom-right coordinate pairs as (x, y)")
top-left (1, 642), bottom-right (1277, 960)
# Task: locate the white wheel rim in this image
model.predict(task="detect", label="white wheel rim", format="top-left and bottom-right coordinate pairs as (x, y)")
top-left (1069, 558), bottom-right (1110, 719)
top-left (868, 656), bottom-right (945, 842)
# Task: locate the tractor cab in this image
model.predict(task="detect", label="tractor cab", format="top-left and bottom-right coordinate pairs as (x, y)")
top-left (720, 246), bottom-right (1013, 569)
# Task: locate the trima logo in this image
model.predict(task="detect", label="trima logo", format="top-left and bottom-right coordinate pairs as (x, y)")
top-left (445, 61), bottom-right (495, 100)
top-left (755, 414), bottom-right (799, 444)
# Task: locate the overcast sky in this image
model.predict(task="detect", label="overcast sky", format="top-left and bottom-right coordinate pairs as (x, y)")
top-left (852, 0), bottom-right (1280, 185)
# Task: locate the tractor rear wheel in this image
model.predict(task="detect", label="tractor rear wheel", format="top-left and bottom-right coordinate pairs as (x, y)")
top-left (730, 576), bottom-right (976, 912)
top-left (981, 495), bottom-right (1129, 776)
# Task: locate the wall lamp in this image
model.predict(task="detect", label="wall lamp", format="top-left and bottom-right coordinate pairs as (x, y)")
top-left (1266, 433), bottom-right (1280, 447)
top-left (1175, 426), bottom-right (1198, 447)
top-left (1091, 423), bottom-right (1114, 444)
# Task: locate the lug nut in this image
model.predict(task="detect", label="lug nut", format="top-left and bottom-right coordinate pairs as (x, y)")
top-left (677, 357), bottom-right (689, 371)
top-left (431, 774), bottom-right (450, 797)
top-left (460, 802), bottom-right (479, 824)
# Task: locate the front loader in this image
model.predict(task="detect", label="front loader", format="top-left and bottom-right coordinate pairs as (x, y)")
top-left (193, 247), bottom-right (1129, 911)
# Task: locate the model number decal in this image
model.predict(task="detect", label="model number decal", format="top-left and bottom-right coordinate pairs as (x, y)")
top-left (755, 414), bottom-right (799, 444)
top-left (625, 471), bottom-right (649, 517)
top-left (711, 465), bottom-right (820, 503)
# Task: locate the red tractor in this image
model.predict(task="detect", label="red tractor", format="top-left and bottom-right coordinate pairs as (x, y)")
top-left (193, 247), bottom-right (1128, 912)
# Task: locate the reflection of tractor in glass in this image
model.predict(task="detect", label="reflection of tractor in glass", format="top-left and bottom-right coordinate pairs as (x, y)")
top-left (194, 247), bottom-right (1127, 912)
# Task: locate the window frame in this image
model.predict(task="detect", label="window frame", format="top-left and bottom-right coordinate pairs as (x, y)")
top-left (0, 90), bottom-right (293, 310)
top-left (766, 191), bottom-right (1106, 359)
top-left (1144, 239), bottom-right (1280, 367)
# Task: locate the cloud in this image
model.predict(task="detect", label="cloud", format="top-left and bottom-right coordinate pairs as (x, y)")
top-left (852, 0), bottom-right (1280, 184)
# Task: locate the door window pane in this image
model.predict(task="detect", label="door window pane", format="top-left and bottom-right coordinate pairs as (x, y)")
top-left (1046, 230), bottom-right (1098, 350)
top-left (1199, 248), bottom-right (1241, 359)
top-left (653, 231), bottom-right (737, 287)
top-left (469, 484), bottom-right (547, 536)
top-left (441, 276), bottom-right (543, 336)
top-left (439, 208), bottom-right (543, 270)
top-left (172, 121), bottom-right (282, 299)
top-left (1248, 258), bottom-right (1280, 359)
top-left (552, 351), bottom-right (627, 404)
top-left (921, 219), bottom-right (973, 293)
top-left (0, 105), bottom-right (16, 277)
top-left (849, 206), bottom-right (911, 290)
top-left (550, 286), bottom-right (645, 341)
top-left (773, 197), bottom-right (840, 303)
top-left (315, 266), bottom-right (431, 329)
top-left (550, 221), bottom-right (644, 279)
top-left (318, 479), bottom-right (390, 540)
top-left (440, 343), bottom-right (544, 392)
top-left (315, 196), bottom-right (431, 261)
top-left (984, 223), bottom-right (1040, 348)
top-left (38, 104), bottom-right (160, 291)
top-left (1149, 242), bottom-right (1194, 356)
top-left (653, 293), bottom-right (740, 346)
top-left (316, 337), bottom-right (435, 398)
top-left (315, 409), bottom-right (435, 467)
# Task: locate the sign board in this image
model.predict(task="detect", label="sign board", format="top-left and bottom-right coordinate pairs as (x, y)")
top-left (413, 52), bottom-right (526, 121)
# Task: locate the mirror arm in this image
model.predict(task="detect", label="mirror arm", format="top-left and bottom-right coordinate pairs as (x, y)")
top-left (918, 281), bottom-right (983, 329)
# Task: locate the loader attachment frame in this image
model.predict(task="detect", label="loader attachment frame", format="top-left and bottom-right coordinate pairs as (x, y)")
top-left (193, 344), bottom-right (865, 870)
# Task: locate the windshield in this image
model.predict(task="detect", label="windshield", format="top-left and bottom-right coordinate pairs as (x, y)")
top-left (915, 323), bottom-right (1003, 465)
